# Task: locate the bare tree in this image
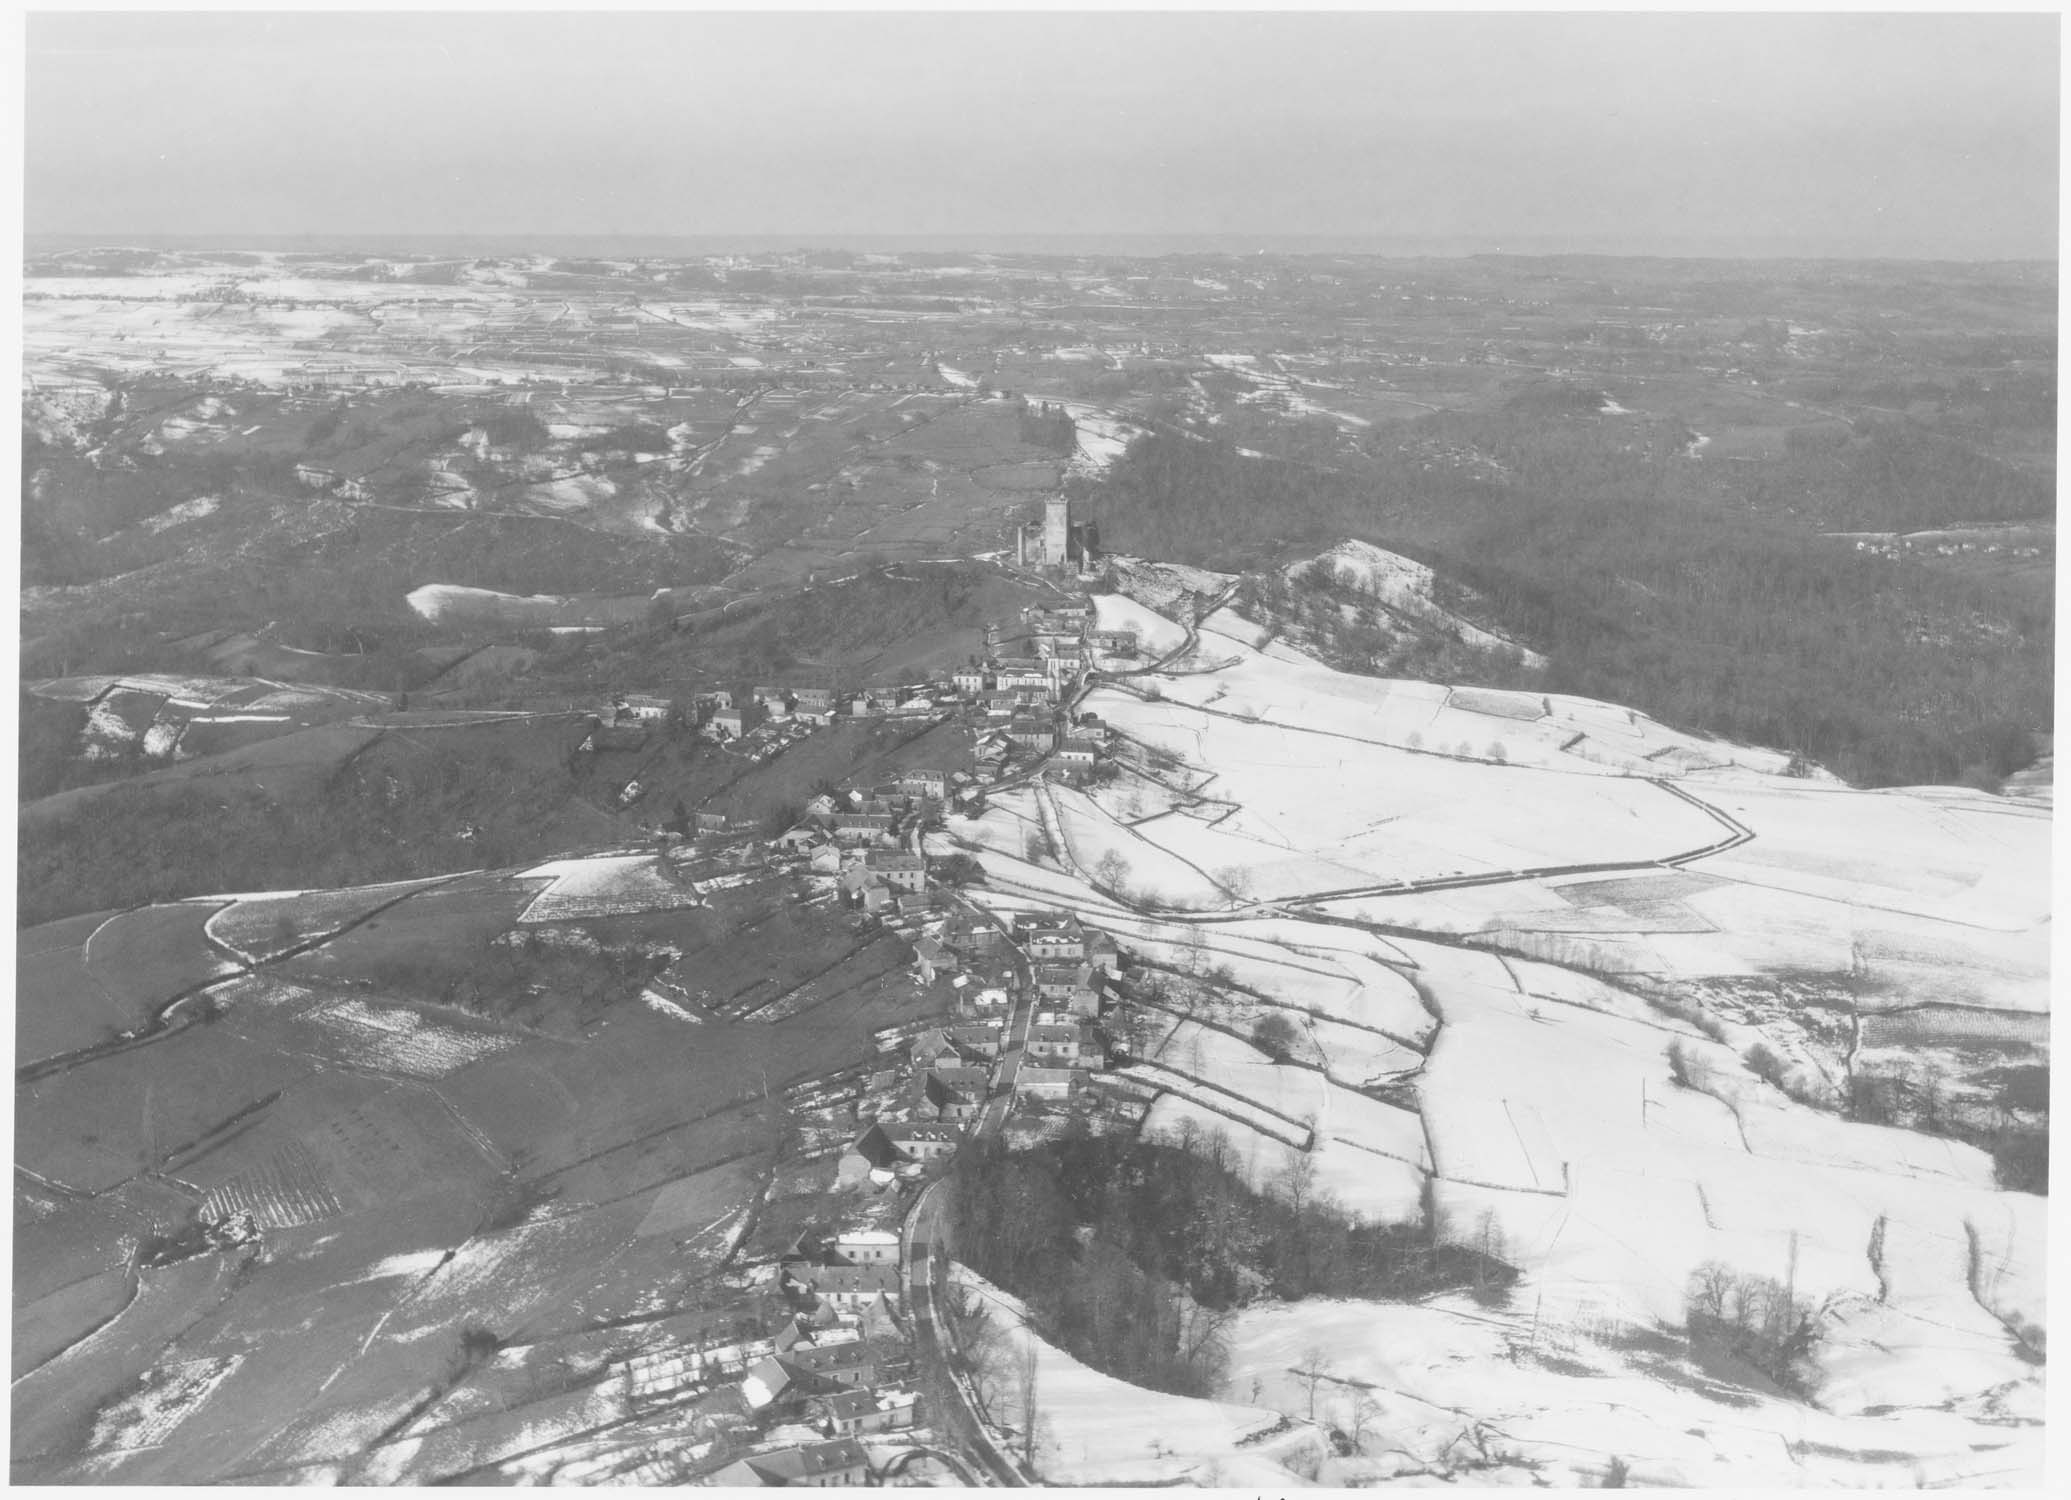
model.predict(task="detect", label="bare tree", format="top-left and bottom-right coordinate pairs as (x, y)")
top-left (1294, 1346), bottom-right (1332, 1423)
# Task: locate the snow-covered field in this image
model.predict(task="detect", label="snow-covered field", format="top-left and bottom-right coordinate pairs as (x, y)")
top-left (950, 1266), bottom-right (1311, 1485)
top-left (515, 855), bottom-right (702, 922)
top-left (949, 584), bottom-right (2046, 1486)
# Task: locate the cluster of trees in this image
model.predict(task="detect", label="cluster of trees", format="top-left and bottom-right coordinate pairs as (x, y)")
top-left (947, 1126), bottom-right (1513, 1399)
top-left (1014, 399), bottom-right (1077, 455)
top-left (356, 928), bottom-right (673, 1033)
top-left (1684, 1258), bottom-right (1825, 1398)
top-left (1082, 400), bottom-right (2050, 789)
top-left (18, 737), bottom-right (586, 925)
top-left (1847, 1062), bottom-right (2049, 1196)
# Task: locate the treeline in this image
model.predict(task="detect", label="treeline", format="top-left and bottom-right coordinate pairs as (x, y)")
top-left (948, 1129), bottom-right (1512, 1399)
top-left (1082, 403), bottom-right (2051, 790)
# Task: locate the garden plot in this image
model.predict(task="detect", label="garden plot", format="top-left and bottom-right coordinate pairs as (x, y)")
top-left (514, 854), bottom-right (701, 922)
top-left (198, 1138), bottom-right (348, 1229)
top-left (950, 1265), bottom-right (1301, 1486)
top-left (293, 998), bottom-right (526, 1079)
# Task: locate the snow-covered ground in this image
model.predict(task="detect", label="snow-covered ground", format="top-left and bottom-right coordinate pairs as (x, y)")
top-left (948, 586), bottom-right (2046, 1486)
top-left (949, 1265), bottom-right (1313, 1485)
top-left (514, 855), bottom-right (701, 922)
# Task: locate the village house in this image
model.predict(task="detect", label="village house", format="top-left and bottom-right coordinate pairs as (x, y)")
top-left (1087, 931), bottom-right (1122, 977)
top-left (907, 1027), bottom-right (964, 1068)
top-left (1026, 1023), bottom-right (1092, 1065)
top-left (862, 850), bottom-right (927, 894)
top-left (752, 684), bottom-right (790, 714)
top-left (894, 892), bottom-right (931, 920)
top-left (980, 690), bottom-right (1019, 718)
top-left (831, 1228), bottom-right (902, 1265)
top-left (812, 1388), bottom-right (919, 1439)
top-left (1021, 914), bottom-right (1085, 960)
top-left (945, 1022), bottom-right (1003, 1059)
top-left (694, 688), bottom-right (736, 713)
top-left (897, 767), bottom-right (948, 800)
top-left (615, 693), bottom-right (675, 722)
top-left (831, 813), bottom-right (894, 843)
top-left (1007, 717), bottom-right (1058, 754)
top-left (707, 1436), bottom-right (870, 1487)
top-left (950, 667), bottom-right (990, 697)
top-left (912, 934), bottom-right (956, 984)
top-left (794, 685), bottom-right (838, 718)
top-left (942, 911), bottom-right (1001, 954)
top-left (709, 701), bottom-right (763, 740)
top-left (776, 824), bottom-right (822, 851)
top-left (1089, 628), bottom-right (1139, 656)
top-left (785, 1339), bottom-right (877, 1390)
top-left (919, 1066), bottom-right (990, 1123)
top-left (1054, 737), bottom-right (1102, 769)
top-left (795, 1264), bottom-right (903, 1311)
top-left (880, 1121), bottom-right (960, 1163)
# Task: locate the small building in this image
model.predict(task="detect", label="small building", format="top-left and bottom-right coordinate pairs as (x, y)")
top-left (618, 693), bottom-right (675, 721)
top-left (1086, 931), bottom-right (1121, 977)
top-left (1055, 738), bottom-right (1101, 768)
top-left (1015, 1065), bottom-right (1084, 1102)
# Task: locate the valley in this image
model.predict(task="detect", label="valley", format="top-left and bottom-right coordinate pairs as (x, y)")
top-left (14, 242), bottom-right (2051, 1487)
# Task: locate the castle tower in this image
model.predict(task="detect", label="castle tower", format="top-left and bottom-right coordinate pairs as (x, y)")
top-left (1042, 495), bottom-right (1070, 569)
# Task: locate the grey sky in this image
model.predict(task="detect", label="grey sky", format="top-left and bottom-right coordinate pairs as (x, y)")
top-left (25, 10), bottom-right (2060, 258)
